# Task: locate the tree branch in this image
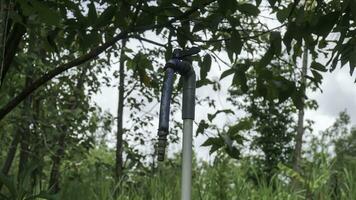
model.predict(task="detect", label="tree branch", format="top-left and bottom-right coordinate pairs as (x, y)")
top-left (132, 35), bottom-right (167, 48)
top-left (123, 81), bottom-right (138, 100)
top-left (1, 23), bottom-right (26, 86)
top-left (0, 1), bottom-right (215, 121)
top-left (197, 23), bottom-right (287, 43)
top-left (0, 30), bottom-right (129, 120)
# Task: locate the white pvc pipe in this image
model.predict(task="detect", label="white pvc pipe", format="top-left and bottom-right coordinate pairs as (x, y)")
top-left (181, 119), bottom-right (193, 200)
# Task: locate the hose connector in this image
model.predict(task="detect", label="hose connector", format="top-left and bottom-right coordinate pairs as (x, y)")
top-left (157, 130), bottom-right (168, 161)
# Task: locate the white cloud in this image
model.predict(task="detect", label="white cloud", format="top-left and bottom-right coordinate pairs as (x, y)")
top-left (306, 66), bottom-right (356, 133)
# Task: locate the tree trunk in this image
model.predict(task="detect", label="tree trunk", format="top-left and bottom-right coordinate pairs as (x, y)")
top-left (0, 63), bottom-right (32, 190)
top-left (18, 76), bottom-right (33, 176)
top-left (1, 23), bottom-right (26, 85)
top-left (0, 133), bottom-right (19, 190)
top-left (0, 1), bottom-right (5, 74)
top-left (30, 98), bottom-right (41, 188)
top-left (48, 70), bottom-right (85, 193)
top-left (115, 40), bottom-right (126, 181)
top-left (48, 131), bottom-right (65, 193)
top-left (293, 46), bottom-right (308, 173)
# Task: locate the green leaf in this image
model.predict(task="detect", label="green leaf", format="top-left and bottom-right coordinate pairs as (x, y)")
top-left (233, 72), bottom-right (248, 93)
top-left (292, 92), bottom-right (303, 110)
top-left (349, 49), bottom-right (356, 76)
top-left (206, 13), bottom-right (223, 30)
top-left (31, 192), bottom-right (58, 200)
top-left (231, 31), bottom-right (243, 55)
top-left (95, 6), bottom-right (116, 28)
top-left (271, 31), bottom-right (282, 56)
top-left (87, 2), bottom-right (97, 22)
top-left (196, 120), bottom-right (209, 136)
top-left (130, 53), bottom-right (154, 87)
top-left (238, 3), bottom-right (260, 16)
top-left (268, 0), bottom-right (277, 7)
top-left (18, 0), bottom-right (35, 16)
top-left (273, 77), bottom-right (296, 103)
top-left (196, 78), bottom-right (214, 88)
top-left (283, 22), bottom-right (302, 54)
top-left (232, 63), bottom-right (250, 92)
top-left (311, 62), bottom-right (327, 72)
top-left (258, 48), bottom-right (274, 68)
top-left (46, 29), bottom-right (60, 53)
top-left (201, 137), bottom-right (223, 147)
top-left (136, 12), bottom-right (155, 27)
top-left (0, 172), bottom-right (17, 196)
top-left (351, 1), bottom-right (356, 22)
top-left (278, 163), bottom-right (304, 183)
top-left (201, 137), bottom-right (225, 154)
top-left (225, 146), bottom-right (240, 159)
top-left (207, 109), bottom-right (235, 122)
top-left (311, 70), bottom-right (323, 83)
top-left (256, 78), bottom-right (267, 97)
top-left (312, 12), bottom-right (340, 37)
top-left (172, 0), bottom-right (188, 7)
top-left (177, 27), bottom-right (189, 47)
top-left (318, 39), bottom-right (327, 48)
top-left (210, 144), bottom-right (221, 154)
top-left (227, 119), bottom-right (252, 139)
top-left (32, 0), bottom-right (61, 26)
top-left (276, 5), bottom-right (292, 23)
top-left (218, 0), bottom-right (237, 15)
top-left (164, 7), bottom-right (183, 17)
top-left (258, 68), bottom-right (273, 80)
top-left (220, 68), bottom-right (235, 80)
top-left (256, 0), bottom-right (262, 6)
top-left (200, 54), bottom-right (212, 80)
top-left (192, 0), bottom-right (213, 8)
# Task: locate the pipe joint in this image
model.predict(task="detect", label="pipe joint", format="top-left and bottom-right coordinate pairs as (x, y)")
top-left (165, 59), bottom-right (193, 76)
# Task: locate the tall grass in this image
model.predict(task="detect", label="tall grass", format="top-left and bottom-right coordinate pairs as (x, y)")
top-left (56, 150), bottom-right (356, 200)
top-left (1, 149), bottom-right (355, 199)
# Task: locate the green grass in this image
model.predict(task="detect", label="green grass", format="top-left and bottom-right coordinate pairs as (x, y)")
top-left (2, 149), bottom-right (355, 199)
top-left (56, 151), bottom-right (356, 200)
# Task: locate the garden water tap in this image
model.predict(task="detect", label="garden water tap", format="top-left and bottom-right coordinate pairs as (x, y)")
top-left (157, 47), bottom-right (200, 161)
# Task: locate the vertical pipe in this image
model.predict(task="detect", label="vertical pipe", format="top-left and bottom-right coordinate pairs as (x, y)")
top-left (181, 119), bottom-right (193, 200)
top-left (181, 68), bottom-right (195, 200)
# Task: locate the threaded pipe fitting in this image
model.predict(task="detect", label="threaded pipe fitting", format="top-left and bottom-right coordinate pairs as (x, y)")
top-left (157, 131), bottom-right (168, 161)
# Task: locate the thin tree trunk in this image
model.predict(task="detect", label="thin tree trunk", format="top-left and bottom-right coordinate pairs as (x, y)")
top-left (48, 131), bottom-right (65, 193)
top-left (0, 71), bottom-right (32, 190)
top-left (0, 133), bottom-right (19, 190)
top-left (18, 76), bottom-right (32, 176)
top-left (293, 46), bottom-right (308, 173)
top-left (48, 70), bottom-right (85, 193)
top-left (115, 40), bottom-right (126, 181)
top-left (0, 0), bottom-right (5, 75)
top-left (30, 98), bottom-right (41, 188)
top-left (1, 23), bottom-right (26, 84)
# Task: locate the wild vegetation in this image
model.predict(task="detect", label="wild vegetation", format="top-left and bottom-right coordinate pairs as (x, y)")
top-left (1, 0), bottom-right (356, 199)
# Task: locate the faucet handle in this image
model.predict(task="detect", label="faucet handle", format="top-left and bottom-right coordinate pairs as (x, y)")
top-left (172, 47), bottom-right (201, 59)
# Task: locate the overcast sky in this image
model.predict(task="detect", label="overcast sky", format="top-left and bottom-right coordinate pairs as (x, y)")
top-left (306, 66), bottom-right (356, 131)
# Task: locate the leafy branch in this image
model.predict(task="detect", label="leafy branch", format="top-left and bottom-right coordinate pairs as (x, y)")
top-left (0, 1), bottom-right (216, 121)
